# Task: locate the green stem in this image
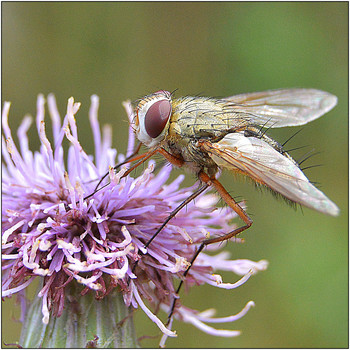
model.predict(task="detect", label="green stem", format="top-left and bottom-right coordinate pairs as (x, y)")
top-left (20, 284), bottom-right (138, 348)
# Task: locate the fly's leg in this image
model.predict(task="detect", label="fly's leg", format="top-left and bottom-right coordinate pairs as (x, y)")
top-left (144, 183), bottom-right (209, 249)
top-left (166, 170), bottom-right (253, 325)
top-left (92, 142), bottom-right (142, 193)
top-left (120, 147), bottom-right (159, 178)
top-left (83, 146), bottom-right (156, 202)
top-left (198, 171), bottom-right (253, 244)
top-left (131, 148), bottom-right (209, 270)
top-left (85, 146), bottom-right (179, 204)
top-left (132, 182), bottom-right (210, 273)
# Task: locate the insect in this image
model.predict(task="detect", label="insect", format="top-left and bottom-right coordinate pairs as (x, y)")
top-left (95, 88), bottom-right (339, 327)
top-left (131, 88), bottom-right (339, 216)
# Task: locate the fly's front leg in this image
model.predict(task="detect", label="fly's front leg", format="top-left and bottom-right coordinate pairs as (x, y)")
top-left (94, 142), bottom-right (143, 191)
top-left (84, 142), bottom-right (143, 201)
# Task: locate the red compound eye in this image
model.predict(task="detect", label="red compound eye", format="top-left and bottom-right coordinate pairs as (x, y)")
top-left (144, 99), bottom-right (172, 138)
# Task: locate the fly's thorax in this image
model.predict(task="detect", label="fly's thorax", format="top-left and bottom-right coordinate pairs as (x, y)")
top-left (169, 96), bottom-right (247, 140)
top-left (133, 90), bottom-right (173, 148)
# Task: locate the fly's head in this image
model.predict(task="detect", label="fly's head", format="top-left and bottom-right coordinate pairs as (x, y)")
top-left (133, 90), bottom-right (172, 148)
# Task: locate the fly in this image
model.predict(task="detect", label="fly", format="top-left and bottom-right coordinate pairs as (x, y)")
top-left (131, 88), bottom-right (339, 217)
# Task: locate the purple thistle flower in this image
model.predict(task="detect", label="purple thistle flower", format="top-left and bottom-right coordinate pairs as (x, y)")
top-left (2, 94), bottom-right (268, 345)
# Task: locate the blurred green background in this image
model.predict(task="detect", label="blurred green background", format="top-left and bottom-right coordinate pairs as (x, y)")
top-left (2, 2), bottom-right (348, 348)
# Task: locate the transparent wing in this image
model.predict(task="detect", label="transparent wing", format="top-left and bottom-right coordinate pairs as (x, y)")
top-left (223, 89), bottom-right (337, 128)
top-left (200, 133), bottom-right (339, 216)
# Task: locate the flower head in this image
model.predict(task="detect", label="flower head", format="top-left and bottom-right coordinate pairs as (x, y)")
top-left (2, 95), bottom-right (268, 345)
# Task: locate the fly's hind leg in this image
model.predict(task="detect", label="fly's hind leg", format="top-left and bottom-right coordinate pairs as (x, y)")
top-left (166, 170), bottom-right (253, 325)
top-left (198, 171), bottom-right (253, 244)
